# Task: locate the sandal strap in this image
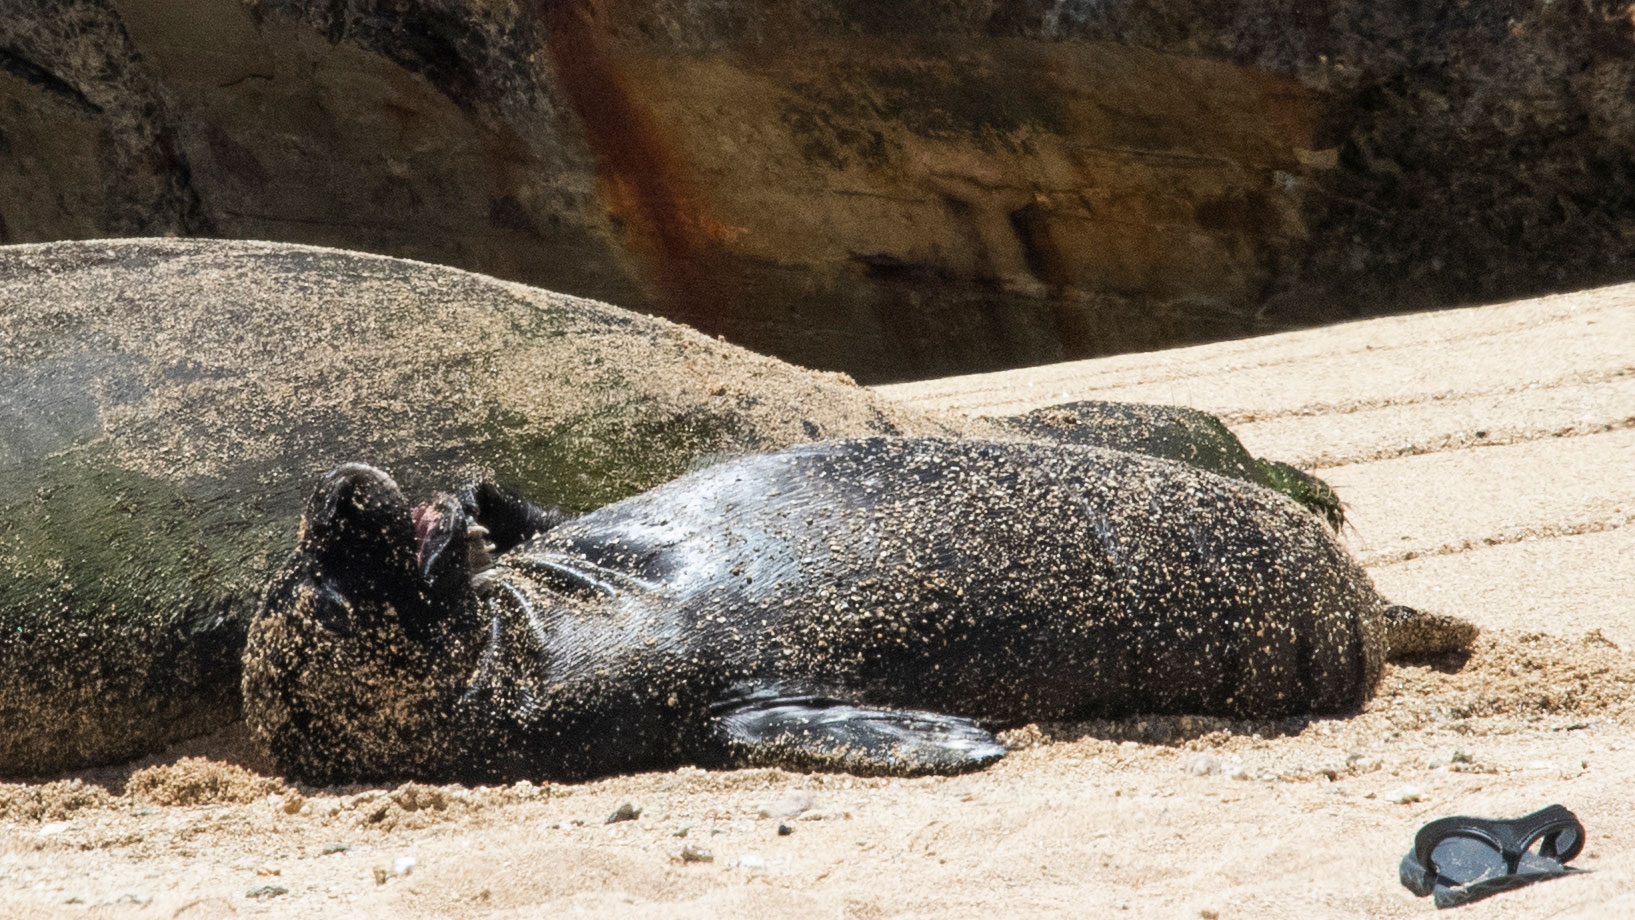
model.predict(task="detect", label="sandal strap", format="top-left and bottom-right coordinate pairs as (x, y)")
top-left (1412, 804), bottom-right (1584, 875)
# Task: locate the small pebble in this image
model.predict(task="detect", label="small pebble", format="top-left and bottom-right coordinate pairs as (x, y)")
top-left (1184, 754), bottom-right (1222, 776)
top-left (38, 822), bottom-right (70, 836)
top-left (1345, 753), bottom-right (1381, 771)
top-left (777, 823), bottom-right (794, 836)
top-left (680, 844), bottom-right (713, 863)
top-left (1387, 786), bottom-right (1424, 804)
top-left (246, 885), bottom-right (288, 899)
top-left (606, 802), bottom-right (642, 824)
top-left (372, 866), bottom-right (390, 886)
top-left (393, 856), bottom-right (417, 877)
top-left (320, 843), bottom-right (349, 855)
top-left (759, 790), bottom-right (814, 819)
top-left (737, 854), bottom-right (767, 869)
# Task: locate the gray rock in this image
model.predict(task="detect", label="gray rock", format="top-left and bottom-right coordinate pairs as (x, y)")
top-left (245, 885), bottom-right (288, 899)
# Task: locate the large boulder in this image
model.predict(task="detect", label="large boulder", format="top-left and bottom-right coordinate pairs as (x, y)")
top-left (4, 1), bottom-right (1631, 381)
top-left (0, 237), bottom-right (954, 775)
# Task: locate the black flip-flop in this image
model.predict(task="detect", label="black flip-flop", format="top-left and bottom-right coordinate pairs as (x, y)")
top-left (1400, 804), bottom-right (1586, 908)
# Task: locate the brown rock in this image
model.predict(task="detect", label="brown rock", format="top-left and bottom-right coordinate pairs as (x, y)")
top-left (4, 2), bottom-right (1627, 380)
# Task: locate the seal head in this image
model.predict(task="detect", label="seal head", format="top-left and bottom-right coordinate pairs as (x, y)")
top-left (243, 464), bottom-right (489, 784)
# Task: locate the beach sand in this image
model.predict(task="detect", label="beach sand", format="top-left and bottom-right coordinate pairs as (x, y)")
top-left (4, 283), bottom-right (1633, 918)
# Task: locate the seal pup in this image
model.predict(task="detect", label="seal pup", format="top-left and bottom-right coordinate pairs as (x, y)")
top-left (243, 438), bottom-right (1474, 784)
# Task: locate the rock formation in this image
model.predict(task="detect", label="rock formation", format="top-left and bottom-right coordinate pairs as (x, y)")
top-left (3, 1), bottom-right (1632, 380)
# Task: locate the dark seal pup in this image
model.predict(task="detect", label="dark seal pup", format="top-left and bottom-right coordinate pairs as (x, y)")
top-left (243, 438), bottom-right (1474, 785)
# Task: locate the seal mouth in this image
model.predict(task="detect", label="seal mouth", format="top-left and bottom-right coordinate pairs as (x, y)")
top-left (411, 499), bottom-right (497, 579)
top-left (410, 502), bottom-right (439, 564)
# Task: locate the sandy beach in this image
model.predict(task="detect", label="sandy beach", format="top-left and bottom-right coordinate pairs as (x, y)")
top-left (4, 283), bottom-right (1633, 919)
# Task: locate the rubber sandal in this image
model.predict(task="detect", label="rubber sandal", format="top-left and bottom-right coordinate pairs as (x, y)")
top-left (1399, 804), bottom-right (1586, 908)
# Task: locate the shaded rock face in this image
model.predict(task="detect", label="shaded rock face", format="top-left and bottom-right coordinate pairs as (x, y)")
top-left (3, 2), bottom-right (1632, 381)
top-left (1029, 0), bottom-right (1635, 323)
top-left (0, 237), bottom-right (950, 776)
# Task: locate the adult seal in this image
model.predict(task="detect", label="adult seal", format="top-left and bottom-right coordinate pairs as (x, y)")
top-left (0, 242), bottom-right (1341, 775)
top-left (996, 400), bottom-right (1345, 529)
top-left (244, 438), bottom-right (1474, 784)
top-left (0, 238), bottom-right (949, 775)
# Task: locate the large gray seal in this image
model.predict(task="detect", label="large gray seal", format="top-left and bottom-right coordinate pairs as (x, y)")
top-left (243, 438), bottom-right (1473, 785)
top-left (0, 238), bottom-right (949, 775)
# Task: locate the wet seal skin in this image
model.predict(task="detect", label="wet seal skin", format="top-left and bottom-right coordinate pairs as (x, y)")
top-left (243, 438), bottom-right (1476, 785)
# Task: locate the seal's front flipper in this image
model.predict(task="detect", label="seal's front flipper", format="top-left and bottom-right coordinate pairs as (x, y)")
top-left (458, 481), bottom-right (569, 553)
top-left (1382, 605), bottom-right (1479, 659)
top-left (712, 692), bottom-right (1006, 776)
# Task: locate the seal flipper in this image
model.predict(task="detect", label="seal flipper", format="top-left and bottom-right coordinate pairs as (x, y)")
top-left (1381, 605), bottom-right (1479, 659)
top-left (711, 690), bottom-right (1007, 776)
top-left (458, 481), bottom-right (569, 554)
